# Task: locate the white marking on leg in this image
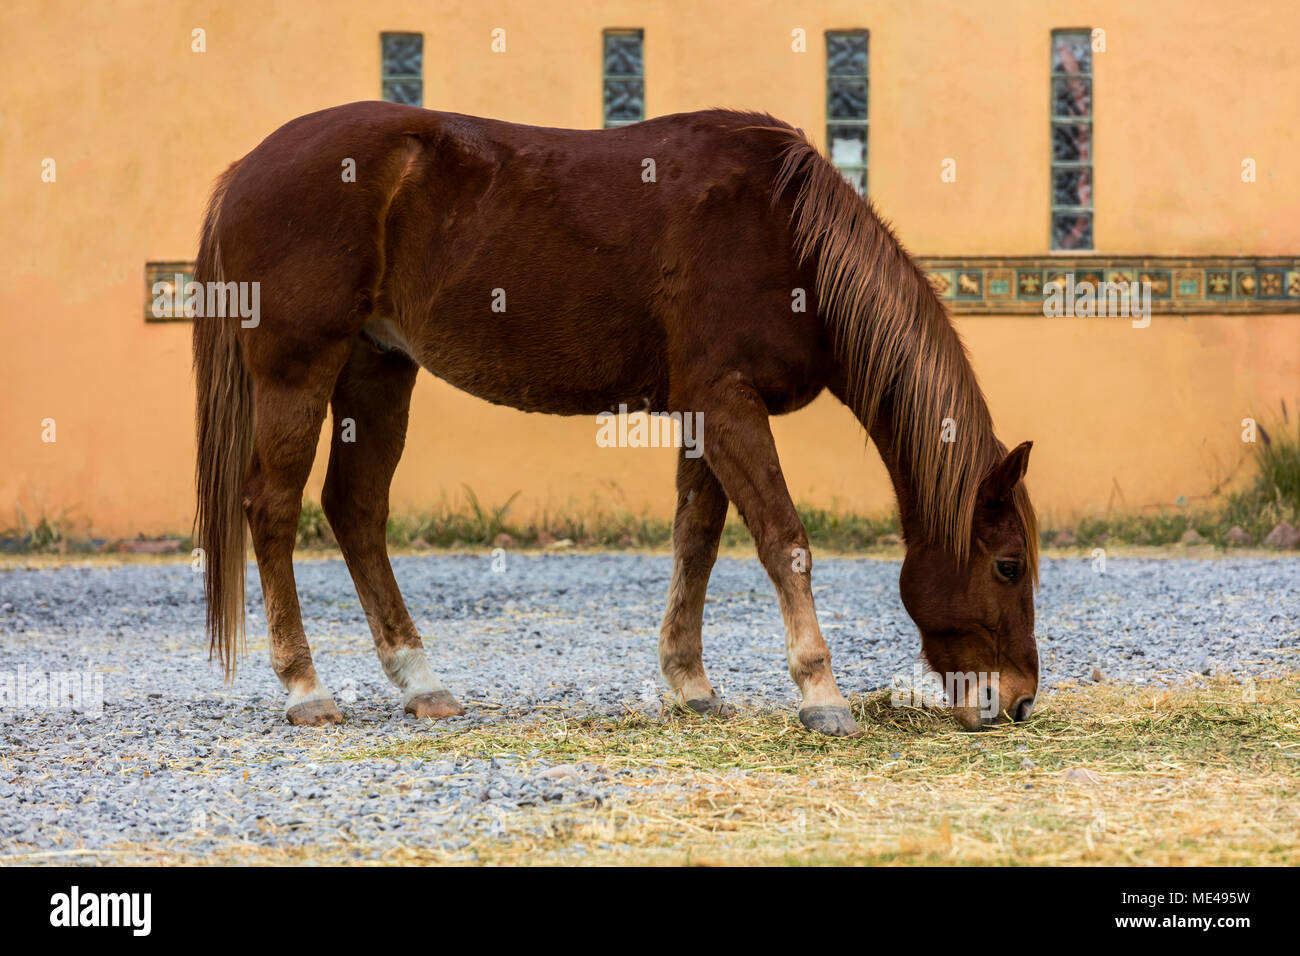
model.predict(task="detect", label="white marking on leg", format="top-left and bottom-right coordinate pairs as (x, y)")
top-left (382, 647), bottom-right (447, 705)
top-left (285, 676), bottom-right (333, 710)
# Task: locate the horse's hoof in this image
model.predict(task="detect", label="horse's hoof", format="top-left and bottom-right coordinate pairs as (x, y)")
top-left (405, 690), bottom-right (466, 719)
top-left (684, 696), bottom-right (736, 718)
top-left (798, 704), bottom-right (861, 737)
top-left (286, 698), bottom-right (342, 727)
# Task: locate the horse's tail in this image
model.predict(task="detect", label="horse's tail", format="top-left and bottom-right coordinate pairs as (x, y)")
top-left (192, 161), bottom-right (252, 680)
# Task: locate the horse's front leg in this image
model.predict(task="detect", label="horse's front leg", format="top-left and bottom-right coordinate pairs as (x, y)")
top-left (692, 381), bottom-right (860, 737)
top-left (659, 450), bottom-right (733, 716)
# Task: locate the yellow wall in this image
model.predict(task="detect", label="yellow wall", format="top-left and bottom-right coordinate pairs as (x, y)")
top-left (1, 0), bottom-right (1297, 536)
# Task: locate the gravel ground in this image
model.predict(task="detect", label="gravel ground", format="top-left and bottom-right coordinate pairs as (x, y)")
top-left (0, 553), bottom-right (1297, 862)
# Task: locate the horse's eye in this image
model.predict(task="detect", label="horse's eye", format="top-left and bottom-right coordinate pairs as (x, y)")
top-left (994, 559), bottom-right (1020, 583)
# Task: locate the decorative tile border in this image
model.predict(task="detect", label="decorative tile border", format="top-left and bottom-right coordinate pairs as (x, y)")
top-left (144, 261), bottom-right (195, 322)
top-left (918, 257), bottom-right (1300, 314)
top-left (147, 257), bottom-right (1300, 322)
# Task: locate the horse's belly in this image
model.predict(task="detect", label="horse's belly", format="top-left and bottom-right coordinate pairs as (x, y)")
top-left (391, 313), bottom-right (667, 416)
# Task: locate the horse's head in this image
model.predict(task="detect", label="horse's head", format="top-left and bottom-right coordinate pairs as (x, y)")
top-left (899, 441), bottom-right (1037, 730)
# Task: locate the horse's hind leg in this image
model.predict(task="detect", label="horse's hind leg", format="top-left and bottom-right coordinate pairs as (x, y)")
top-left (659, 451), bottom-right (733, 716)
top-left (322, 338), bottom-right (465, 720)
top-left (244, 348), bottom-right (351, 726)
top-left (692, 381), bottom-right (860, 738)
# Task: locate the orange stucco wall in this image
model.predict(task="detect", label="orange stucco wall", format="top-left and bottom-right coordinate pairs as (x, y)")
top-left (1, 0), bottom-right (1297, 536)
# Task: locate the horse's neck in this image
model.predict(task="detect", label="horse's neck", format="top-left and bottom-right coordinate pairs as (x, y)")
top-left (864, 409), bottom-right (926, 542)
top-left (826, 377), bottom-right (924, 542)
top-left (825, 292), bottom-right (995, 550)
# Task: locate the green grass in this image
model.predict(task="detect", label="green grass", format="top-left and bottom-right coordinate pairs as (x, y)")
top-left (321, 489), bottom-right (897, 553)
top-left (1219, 404), bottom-right (1300, 540)
top-left (385, 486), bottom-right (669, 550)
top-left (1041, 404), bottom-right (1300, 549)
top-left (7, 403), bottom-right (1299, 555)
top-left (13, 504), bottom-right (67, 551)
top-left (0, 504), bottom-right (86, 554)
top-left (322, 407), bottom-right (1299, 553)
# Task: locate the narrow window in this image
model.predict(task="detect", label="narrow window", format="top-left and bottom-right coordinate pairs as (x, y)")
top-left (381, 32), bottom-right (423, 107)
top-left (603, 30), bottom-right (644, 128)
top-left (144, 262), bottom-right (194, 322)
top-left (1050, 30), bottom-right (1093, 249)
top-left (826, 31), bottom-right (868, 193)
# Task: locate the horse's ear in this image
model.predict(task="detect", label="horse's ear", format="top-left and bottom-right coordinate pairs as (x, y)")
top-left (979, 441), bottom-right (1032, 507)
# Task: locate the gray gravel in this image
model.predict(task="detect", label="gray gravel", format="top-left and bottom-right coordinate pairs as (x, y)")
top-left (0, 553), bottom-right (1296, 862)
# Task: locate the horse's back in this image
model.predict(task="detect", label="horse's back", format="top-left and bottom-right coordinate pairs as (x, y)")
top-left (217, 102), bottom-right (820, 415)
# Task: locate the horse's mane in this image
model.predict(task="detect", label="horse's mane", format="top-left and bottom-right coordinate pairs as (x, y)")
top-left (768, 130), bottom-right (1038, 578)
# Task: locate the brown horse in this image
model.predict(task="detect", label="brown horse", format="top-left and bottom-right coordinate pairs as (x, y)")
top-left (193, 102), bottom-right (1038, 736)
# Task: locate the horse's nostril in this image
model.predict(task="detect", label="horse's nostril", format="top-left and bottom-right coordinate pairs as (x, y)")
top-left (1013, 696), bottom-right (1035, 721)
